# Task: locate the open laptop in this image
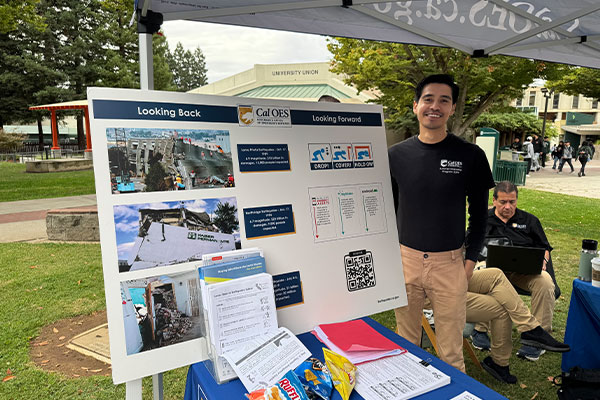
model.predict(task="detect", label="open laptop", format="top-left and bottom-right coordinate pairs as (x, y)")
top-left (486, 244), bottom-right (546, 275)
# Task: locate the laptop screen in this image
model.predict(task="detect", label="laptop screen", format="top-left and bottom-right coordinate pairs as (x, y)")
top-left (486, 244), bottom-right (545, 275)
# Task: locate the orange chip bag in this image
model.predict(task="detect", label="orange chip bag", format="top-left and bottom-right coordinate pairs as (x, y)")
top-left (322, 348), bottom-right (356, 400)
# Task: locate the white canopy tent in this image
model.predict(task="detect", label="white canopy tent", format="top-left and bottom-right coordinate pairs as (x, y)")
top-left (136, 0), bottom-right (600, 89)
top-left (126, 1), bottom-right (600, 398)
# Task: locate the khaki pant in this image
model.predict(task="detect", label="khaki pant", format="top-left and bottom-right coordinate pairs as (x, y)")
top-left (475, 270), bottom-right (555, 332)
top-left (395, 245), bottom-right (467, 372)
top-left (467, 268), bottom-right (539, 366)
top-left (506, 270), bottom-right (555, 331)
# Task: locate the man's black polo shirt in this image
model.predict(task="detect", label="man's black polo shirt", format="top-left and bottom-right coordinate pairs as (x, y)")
top-left (486, 207), bottom-right (552, 251)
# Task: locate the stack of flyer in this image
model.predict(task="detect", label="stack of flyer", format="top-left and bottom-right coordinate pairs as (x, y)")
top-left (200, 248), bottom-right (278, 383)
top-left (314, 319), bottom-right (451, 400)
top-left (313, 319), bottom-right (406, 364)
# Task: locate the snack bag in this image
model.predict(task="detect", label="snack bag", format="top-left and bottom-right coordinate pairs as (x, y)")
top-left (322, 348), bottom-right (356, 400)
top-left (246, 370), bottom-right (310, 400)
top-left (293, 358), bottom-right (333, 399)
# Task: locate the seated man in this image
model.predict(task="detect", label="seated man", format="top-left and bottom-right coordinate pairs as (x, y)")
top-left (473, 181), bottom-right (557, 361)
top-left (467, 268), bottom-right (569, 384)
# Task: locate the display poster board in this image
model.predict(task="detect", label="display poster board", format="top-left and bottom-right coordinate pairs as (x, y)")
top-left (88, 87), bottom-right (407, 384)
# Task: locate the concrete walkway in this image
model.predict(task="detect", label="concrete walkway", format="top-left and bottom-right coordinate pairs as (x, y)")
top-left (521, 160), bottom-right (600, 199)
top-left (0, 194), bottom-right (97, 243)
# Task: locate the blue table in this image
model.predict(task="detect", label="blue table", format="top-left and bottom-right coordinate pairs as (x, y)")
top-left (562, 279), bottom-right (600, 372)
top-left (184, 317), bottom-right (506, 400)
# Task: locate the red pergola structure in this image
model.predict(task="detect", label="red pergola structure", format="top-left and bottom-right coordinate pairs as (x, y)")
top-left (29, 99), bottom-right (92, 153)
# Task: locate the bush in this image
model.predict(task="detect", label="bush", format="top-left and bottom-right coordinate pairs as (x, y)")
top-left (0, 128), bottom-right (26, 152)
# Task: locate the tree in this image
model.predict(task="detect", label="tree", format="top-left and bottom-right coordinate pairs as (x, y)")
top-left (166, 42), bottom-right (208, 92)
top-left (212, 202), bottom-right (238, 234)
top-left (546, 66), bottom-right (600, 100)
top-left (0, 0), bottom-right (44, 34)
top-left (328, 39), bottom-right (558, 137)
top-left (471, 111), bottom-right (557, 139)
top-left (0, 5), bottom-right (65, 131)
top-left (151, 33), bottom-right (176, 91)
top-left (144, 152), bottom-right (168, 192)
top-left (96, 0), bottom-right (140, 89)
top-left (0, 129), bottom-right (25, 152)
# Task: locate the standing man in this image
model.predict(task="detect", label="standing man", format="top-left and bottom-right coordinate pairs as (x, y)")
top-left (552, 140), bottom-right (564, 170)
top-left (541, 136), bottom-right (551, 168)
top-left (558, 140), bottom-right (575, 174)
top-left (389, 74), bottom-right (495, 372)
top-left (577, 140), bottom-right (593, 177)
top-left (510, 137), bottom-right (522, 161)
top-left (522, 137), bottom-right (535, 176)
top-left (531, 134), bottom-right (542, 171)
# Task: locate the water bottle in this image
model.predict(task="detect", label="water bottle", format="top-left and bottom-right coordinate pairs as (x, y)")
top-left (578, 239), bottom-right (598, 281)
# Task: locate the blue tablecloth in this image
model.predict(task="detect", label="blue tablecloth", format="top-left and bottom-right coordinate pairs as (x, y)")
top-left (184, 317), bottom-right (506, 400)
top-left (562, 279), bottom-right (600, 372)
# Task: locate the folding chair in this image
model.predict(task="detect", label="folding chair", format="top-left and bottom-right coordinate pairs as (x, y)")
top-left (420, 313), bottom-right (482, 370)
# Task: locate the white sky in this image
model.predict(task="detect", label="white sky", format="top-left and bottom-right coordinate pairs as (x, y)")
top-left (162, 21), bottom-right (332, 84)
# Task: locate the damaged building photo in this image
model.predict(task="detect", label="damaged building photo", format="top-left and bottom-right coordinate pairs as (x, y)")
top-left (121, 271), bottom-right (203, 356)
top-left (114, 198), bottom-right (240, 273)
top-left (105, 127), bottom-right (234, 194)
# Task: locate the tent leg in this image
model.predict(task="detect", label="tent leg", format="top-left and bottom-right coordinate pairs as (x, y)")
top-left (153, 373), bottom-right (164, 400)
top-left (139, 33), bottom-right (154, 90)
top-left (50, 109), bottom-right (61, 158)
top-left (126, 379), bottom-right (142, 400)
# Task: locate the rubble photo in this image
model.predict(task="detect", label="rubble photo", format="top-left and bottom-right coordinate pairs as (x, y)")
top-left (106, 127), bottom-right (234, 194)
top-left (120, 271), bottom-right (203, 355)
top-left (115, 198), bottom-right (240, 272)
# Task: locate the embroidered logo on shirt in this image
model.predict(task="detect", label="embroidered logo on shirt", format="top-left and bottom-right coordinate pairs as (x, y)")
top-left (440, 159), bottom-right (463, 174)
top-left (511, 223), bottom-right (527, 229)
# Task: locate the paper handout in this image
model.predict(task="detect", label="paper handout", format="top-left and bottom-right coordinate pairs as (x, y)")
top-left (313, 319), bottom-right (406, 364)
top-left (355, 352), bottom-right (451, 400)
top-left (223, 327), bottom-right (312, 393)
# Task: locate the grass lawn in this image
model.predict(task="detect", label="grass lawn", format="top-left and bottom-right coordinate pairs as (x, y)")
top-left (0, 162), bottom-right (95, 202)
top-left (0, 188), bottom-right (597, 399)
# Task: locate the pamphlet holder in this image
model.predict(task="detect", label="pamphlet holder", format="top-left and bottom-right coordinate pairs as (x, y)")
top-left (201, 306), bottom-right (237, 384)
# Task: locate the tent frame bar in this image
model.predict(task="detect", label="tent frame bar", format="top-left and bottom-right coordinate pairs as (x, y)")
top-left (162, 0), bottom-right (384, 22)
top-left (482, 3), bottom-right (600, 55)
top-left (501, 34), bottom-right (600, 54)
top-left (487, 0), bottom-right (600, 55)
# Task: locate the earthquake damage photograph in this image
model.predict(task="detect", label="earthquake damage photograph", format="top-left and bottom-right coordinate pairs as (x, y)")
top-left (115, 198), bottom-right (240, 272)
top-left (106, 127), bottom-right (235, 194)
top-left (120, 271), bottom-right (203, 355)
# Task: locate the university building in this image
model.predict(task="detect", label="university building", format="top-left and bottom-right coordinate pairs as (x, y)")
top-left (513, 86), bottom-right (600, 149)
top-left (188, 62), bottom-right (376, 104)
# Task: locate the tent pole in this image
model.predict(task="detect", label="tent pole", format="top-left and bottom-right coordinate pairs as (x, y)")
top-left (139, 33), bottom-right (154, 90)
top-left (50, 109), bottom-right (61, 158)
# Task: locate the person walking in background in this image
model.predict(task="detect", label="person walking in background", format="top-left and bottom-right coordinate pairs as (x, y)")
top-left (558, 140), bottom-right (575, 174)
top-left (541, 136), bottom-right (550, 168)
top-left (552, 140), bottom-right (564, 169)
top-left (510, 137), bottom-right (522, 161)
top-left (522, 136), bottom-right (535, 176)
top-left (577, 141), bottom-right (593, 177)
top-left (531, 134), bottom-right (542, 171)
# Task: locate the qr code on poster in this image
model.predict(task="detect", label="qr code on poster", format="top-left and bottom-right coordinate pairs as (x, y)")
top-left (344, 250), bottom-right (376, 292)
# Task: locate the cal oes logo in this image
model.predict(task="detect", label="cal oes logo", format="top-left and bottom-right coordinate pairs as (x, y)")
top-left (238, 105), bottom-right (254, 125)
